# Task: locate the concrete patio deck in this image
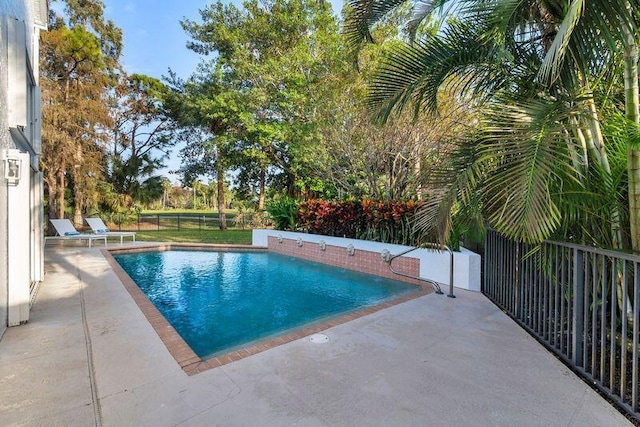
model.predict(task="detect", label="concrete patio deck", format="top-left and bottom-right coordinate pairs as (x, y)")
top-left (0, 245), bottom-right (633, 426)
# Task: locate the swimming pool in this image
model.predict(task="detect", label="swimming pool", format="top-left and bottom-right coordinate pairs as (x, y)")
top-left (113, 250), bottom-right (420, 359)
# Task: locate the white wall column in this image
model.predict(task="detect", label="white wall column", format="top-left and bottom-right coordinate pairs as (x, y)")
top-left (6, 150), bottom-right (30, 325)
top-left (30, 170), bottom-right (43, 283)
top-left (0, 157), bottom-right (6, 337)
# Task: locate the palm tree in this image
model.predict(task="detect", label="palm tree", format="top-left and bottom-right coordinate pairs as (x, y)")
top-left (345, 0), bottom-right (639, 250)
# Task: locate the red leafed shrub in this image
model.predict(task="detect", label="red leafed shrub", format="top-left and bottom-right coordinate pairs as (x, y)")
top-left (297, 199), bottom-right (422, 245)
top-left (297, 199), bottom-right (364, 238)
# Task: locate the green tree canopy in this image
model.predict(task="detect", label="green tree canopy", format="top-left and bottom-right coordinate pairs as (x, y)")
top-left (41, 0), bottom-right (122, 226)
top-left (175, 0), bottom-right (347, 209)
top-left (107, 73), bottom-right (186, 207)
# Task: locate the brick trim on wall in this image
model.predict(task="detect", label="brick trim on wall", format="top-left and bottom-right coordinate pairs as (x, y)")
top-left (267, 236), bottom-right (423, 287)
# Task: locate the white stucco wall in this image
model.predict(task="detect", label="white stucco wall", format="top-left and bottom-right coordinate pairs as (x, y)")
top-left (1, 2), bottom-right (35, 74)
top-left (0, 0), bottom-right (45, 333)
top-left (0, 1), bottom-right (33, 52)
top-left (0, 8), bottom-right (9, 338)
top-left (0, 1), bottom-right (29, 21)
top-left (252, 229), bottom-right (482, 291)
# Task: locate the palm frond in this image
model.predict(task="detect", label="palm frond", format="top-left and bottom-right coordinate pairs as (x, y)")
top-left (406, 0), bottom-right (439, 39)
top-left (463, 0), bottom-right (635, 92)
top-left (538, 0), bottom-right (585, 85)
top-left (462, 0), bottom-right (534, 42)
top-left (369, 20), bottom-right (508, 122)
top-left (554, 0), bottom-right (634, 87)
top-left (480, 97), bottom-right (575, 243)
top-left (343, 0), bottom-right (409, 57)
top-left (414, 137), bottom-right (483, 245)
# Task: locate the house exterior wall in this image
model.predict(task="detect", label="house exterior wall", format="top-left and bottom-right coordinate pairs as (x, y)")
top-left (0, 10), bottom-right (9, 338)
top-left (0, 2), bottom-right (30, 26)
top-left (0, 0), bottom-right (46, 336)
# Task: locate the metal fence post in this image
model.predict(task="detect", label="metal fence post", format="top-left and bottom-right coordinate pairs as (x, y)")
top-left (157, 214), bottom-right (160, 231)
top-left (514, 240), bottom-right (521, 318)
top-left (572, 248), bottom-right (584, 367)
top-left (633, 262), bottom-right (640, 411)
top-left (484, 231), bottom-right (490, 297)
top-left (178, 214), bottom-right (181, 231)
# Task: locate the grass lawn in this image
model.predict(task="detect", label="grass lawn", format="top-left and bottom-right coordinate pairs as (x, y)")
top-left (134, 229), bottom-right (253, 245)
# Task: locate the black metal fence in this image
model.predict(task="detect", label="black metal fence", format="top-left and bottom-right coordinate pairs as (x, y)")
top-left (114, 213), bottom-right (228, 231)
top-left (484, 230), bottom-right (640, 419)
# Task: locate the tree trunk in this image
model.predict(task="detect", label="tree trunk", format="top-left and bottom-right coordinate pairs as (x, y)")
top-left (45, 173), bottom-right (58, 234)
top-left (217, 176), bottom-right (226, 230)
top-left (56, 170), bottom-right (66, 219)
top-left (563, 126), bottom-right (584, 175)
top-left (624, 21), bottom-right (640, 251)
top-left (258, 168), bottom-right (266, 210)
top-left (216, 147), bottom-right (227, 230)
top-left (286, 173), bottom-right (297, 198)
top-left (73, 197), bottom-right (83, 228)
top-left (583, 98), bottom-right (623, 250)
top-left (72, 144), bottom-right (83, 228)
top-left (617, 13), bottom-right (639, 324)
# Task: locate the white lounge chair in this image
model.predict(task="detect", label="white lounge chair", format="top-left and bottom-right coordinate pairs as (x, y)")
top-left (85, 217), bottom-right (136, 244)
top-left (45, 219), bottom-right (107, 248)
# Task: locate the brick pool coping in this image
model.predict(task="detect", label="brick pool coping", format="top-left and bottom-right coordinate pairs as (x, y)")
top-left (102, 243), bottom-right (432, 376)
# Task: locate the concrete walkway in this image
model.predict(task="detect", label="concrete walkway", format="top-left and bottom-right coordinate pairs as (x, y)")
top-left (0, 246), bottom-right (632, 426)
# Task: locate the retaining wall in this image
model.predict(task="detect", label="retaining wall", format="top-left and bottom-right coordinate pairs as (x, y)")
top-left (252, 229), bottom-right (481, 291)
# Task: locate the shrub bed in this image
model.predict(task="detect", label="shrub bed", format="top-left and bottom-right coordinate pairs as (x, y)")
top-left (296, 199), bottom-right (422, 246)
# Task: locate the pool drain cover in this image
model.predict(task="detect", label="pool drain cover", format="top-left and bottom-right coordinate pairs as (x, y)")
top-left (309, 333), bottom-right (329, 344)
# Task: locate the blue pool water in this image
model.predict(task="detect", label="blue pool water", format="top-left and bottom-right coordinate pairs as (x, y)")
top-left (114, 250), bottom-right (419, 358)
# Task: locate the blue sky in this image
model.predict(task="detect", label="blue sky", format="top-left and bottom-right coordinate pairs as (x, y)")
top-left (102, 0), bottom-right (345, 80)
top-left (96, 0), bottom-right (345, 181)
top-left (102, 0), bottom-right (208, 80)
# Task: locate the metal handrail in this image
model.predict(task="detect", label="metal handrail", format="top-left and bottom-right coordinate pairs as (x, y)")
top-left (387, 243), bottom-right (455, 298)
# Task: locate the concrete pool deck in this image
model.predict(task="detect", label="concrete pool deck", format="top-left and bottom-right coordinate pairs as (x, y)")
top-left (0, 245), bottom-right (633, 426)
